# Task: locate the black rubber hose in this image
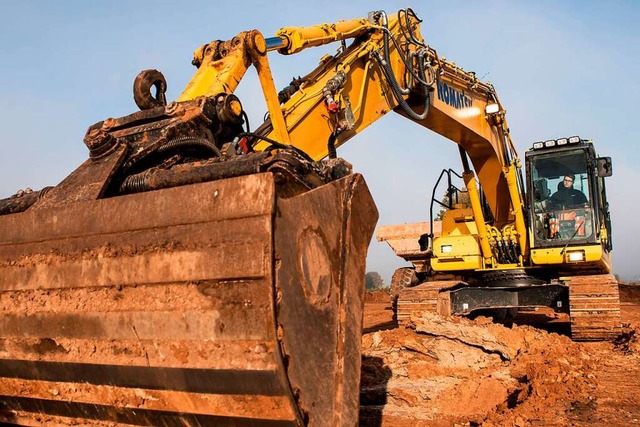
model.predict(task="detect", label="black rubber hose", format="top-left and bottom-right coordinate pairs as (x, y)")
top-left (242, 110), bottom-right (250, 133)
top-left (157, 137), bottom-right (222, 157)
top-left (375, 49), bottom-right (430, 121)
top-left (378, 26), bottom-right (431, 114)
top-left (120, 171), bottom-right (150, 194)
top-left (398, 8), bottom-right (426, 48)
top-left (240, 132), bottom-right (315, 163)
top-left (382, 28), bottom-right (409, 95)
top-left (496, 241), bottom-right (506, 264)
top-left (327, 132), bottom-right (338, 159)
top-left (508, 242), bottom-right (517, 264)
top-left (381, 24), bottom-right (431, 87)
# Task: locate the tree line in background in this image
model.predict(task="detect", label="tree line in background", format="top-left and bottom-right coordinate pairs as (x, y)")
top-left (365, 271), bottom-right (385, 290)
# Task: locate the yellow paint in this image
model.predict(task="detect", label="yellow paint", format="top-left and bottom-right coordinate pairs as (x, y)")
top-left (440, 208), bottom-right (478, 236)
top-left (531, 244), bottom-right (611, 272)
top-left (276, 18), bottom-right (371, 55)
top-left (431, 234), bottom-right (482, 271)
top-left (504, 164), bottom-right (528, 258)
top-left (462, 171), bottom-right (493, 264)
top-left (229, 99), bottom-right (242, 116)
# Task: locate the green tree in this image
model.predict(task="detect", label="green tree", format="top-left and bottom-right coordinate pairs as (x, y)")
top-left (365, 271), bottom-right (384, 290)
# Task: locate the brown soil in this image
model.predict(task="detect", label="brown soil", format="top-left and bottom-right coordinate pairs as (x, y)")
top-left (360, 287), bottom-right (640, 426)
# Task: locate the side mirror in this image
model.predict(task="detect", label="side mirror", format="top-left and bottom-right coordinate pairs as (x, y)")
top-left (597, 157), bottom-right (613, 177)
top-left (418, 233), bottom-right (430, 251)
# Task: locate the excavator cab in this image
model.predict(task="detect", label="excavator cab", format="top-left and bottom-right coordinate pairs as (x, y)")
top-left (525, 137), bottom-right (613, 267)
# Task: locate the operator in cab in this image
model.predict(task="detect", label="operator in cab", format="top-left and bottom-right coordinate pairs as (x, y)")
top-left (548, 174), bottom-right (587, 209)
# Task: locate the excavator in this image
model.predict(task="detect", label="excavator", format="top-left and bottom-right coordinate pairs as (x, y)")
top-left (0, 7), bottom-right (618, 426)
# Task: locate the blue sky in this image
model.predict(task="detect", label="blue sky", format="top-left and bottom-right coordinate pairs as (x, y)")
top-left (1, 1), bottom-right (639, 281)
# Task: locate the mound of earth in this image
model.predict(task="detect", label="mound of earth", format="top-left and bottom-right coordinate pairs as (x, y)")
top-left (360, 311), bottom-right (596, 426)
top-left (620, 282), bottom-right (640, 303)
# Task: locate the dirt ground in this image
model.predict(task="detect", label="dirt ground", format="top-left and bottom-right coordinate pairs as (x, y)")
top-left (360, 285), bottom-right (640, 426)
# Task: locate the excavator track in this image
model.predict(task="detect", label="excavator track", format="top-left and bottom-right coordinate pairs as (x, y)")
top-left (389, 267), bottom-right (418, 313)
top-left (568, 274), bottom-right (622, 341)
top-left (396, 281), bottom-right (459, 325)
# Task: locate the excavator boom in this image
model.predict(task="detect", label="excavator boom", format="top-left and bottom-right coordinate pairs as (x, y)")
top-left (253, 10), bottom-right (527, 256)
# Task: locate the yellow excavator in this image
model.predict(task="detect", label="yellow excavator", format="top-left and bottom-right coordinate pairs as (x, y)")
top-left (0, 7), bottom-right (618, 426)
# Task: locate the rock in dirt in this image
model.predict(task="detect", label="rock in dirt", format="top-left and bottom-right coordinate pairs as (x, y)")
top-left (411, 312), bottom-right (523, 360)
top-left (360, 311), bottom-right (594, 426)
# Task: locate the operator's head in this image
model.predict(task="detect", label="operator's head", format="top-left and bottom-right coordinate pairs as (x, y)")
top-left (563, 174), bottom-right (575, 189)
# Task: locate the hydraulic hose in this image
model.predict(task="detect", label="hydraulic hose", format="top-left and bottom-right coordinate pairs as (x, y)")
top-left (398, 8), bottom-right (426, 48)
top-left (380, 15), bottom-right (432, 87)
top-left (374, 49), bottom-right (430, 121)
top-left (241, 132), bottom-right (315, 162)
top-left (327, 132), bottom-right (338, 159)
top-left (381, 19), bottom-right (409, 96)
top-left (157, 136), bottom-right (222, 157)
top-left (242, 111), bottom-right (251, 133)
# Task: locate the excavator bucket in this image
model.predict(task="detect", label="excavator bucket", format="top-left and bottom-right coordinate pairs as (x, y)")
top-left (0, 171), bottom-right (377, 426)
